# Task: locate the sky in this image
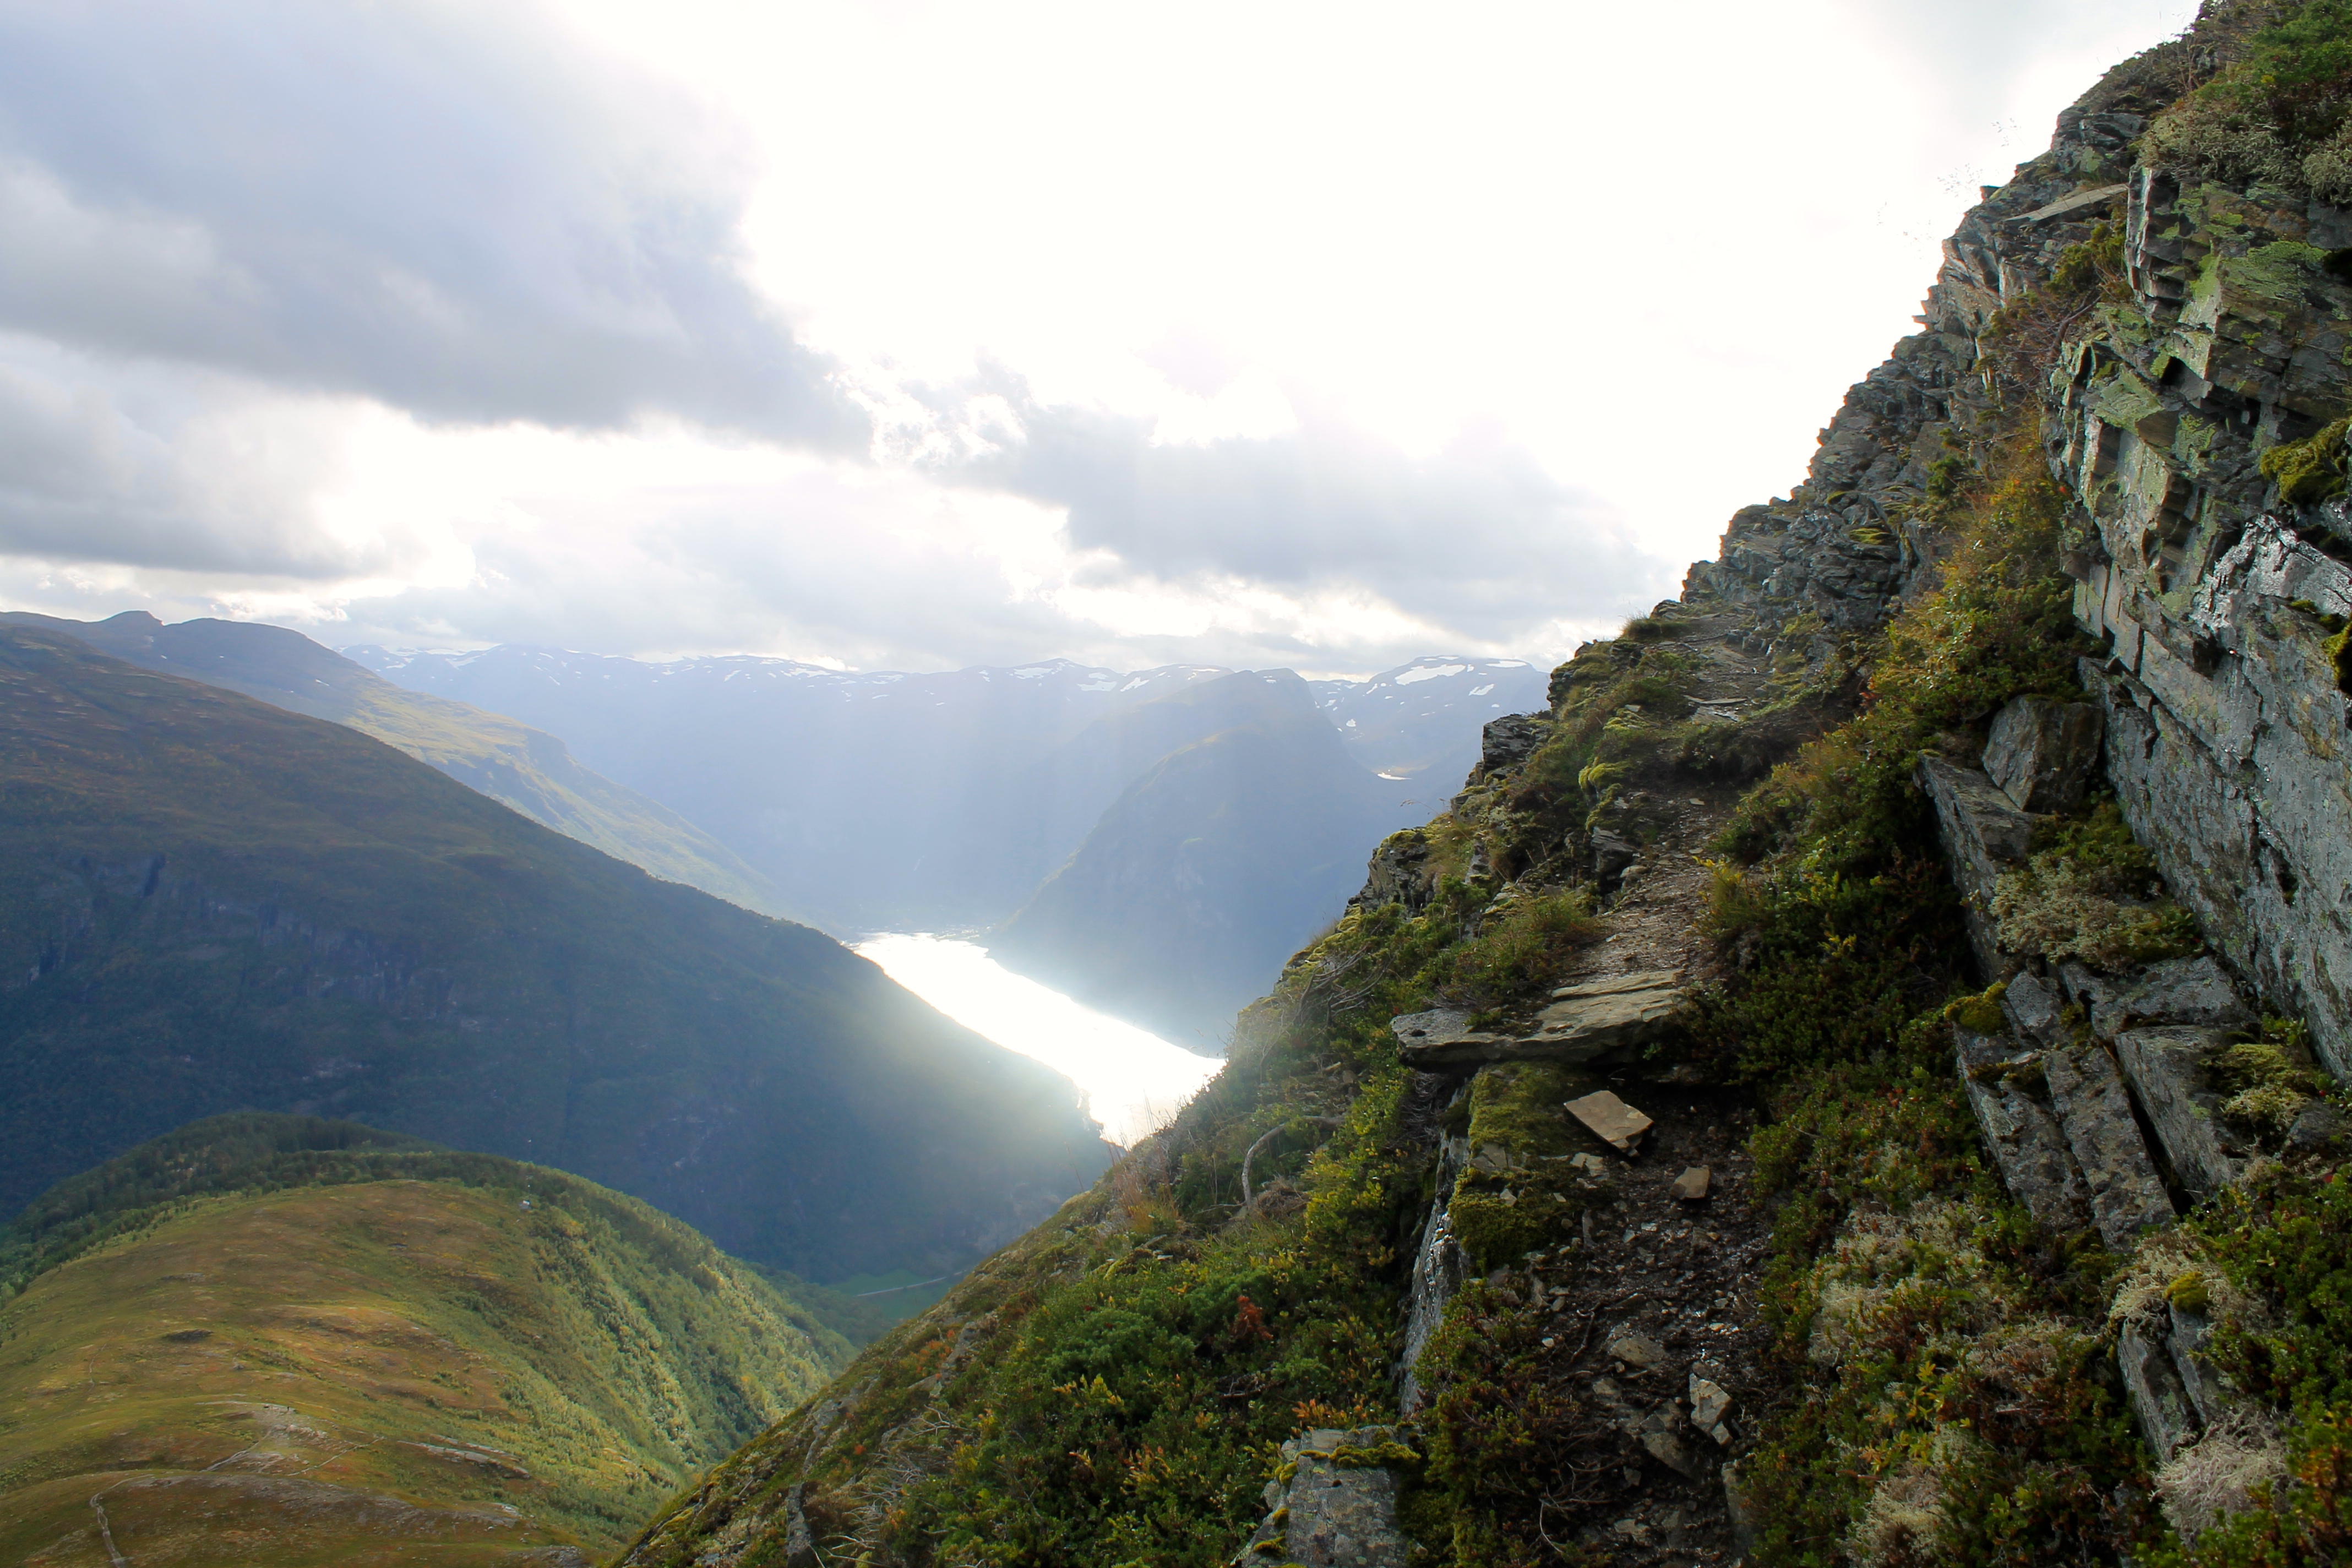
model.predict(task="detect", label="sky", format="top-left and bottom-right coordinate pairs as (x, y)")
top-left (0, 0), bottom-right (2199, 678)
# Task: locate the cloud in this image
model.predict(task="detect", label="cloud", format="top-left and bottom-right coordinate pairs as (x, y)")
top-left (0, 334), bottom-right (407, 578)
top-left (0, 0), bottom-right (859, 445)
top-left (901, 365), bottom-right (1665, 638)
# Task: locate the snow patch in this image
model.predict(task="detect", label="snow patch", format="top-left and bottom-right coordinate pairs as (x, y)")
top-left (1395, 663), bottom-right (1469, 685)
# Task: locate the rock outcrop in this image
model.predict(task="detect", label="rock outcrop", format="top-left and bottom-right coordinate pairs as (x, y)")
top-left (1231, 1428), bottom-right (1417, 1567)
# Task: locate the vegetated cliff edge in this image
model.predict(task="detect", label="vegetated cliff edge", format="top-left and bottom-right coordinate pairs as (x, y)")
top-left (0, 627), bottom-right (1112, 1281)
top-left (619, 5), bottom-right (2352, 1564)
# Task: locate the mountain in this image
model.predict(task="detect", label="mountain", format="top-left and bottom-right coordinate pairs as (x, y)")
top-left (0, 624), bottom-right (1110, 1280)
top-left (989, 671), bottom-right (1424, 1046)
top-left (346, 646), bottom-right (1232, 933)
top-left (0, 610), bottom-right (793, 921)
top-left (347, 646), bottom-right (1538, 936)
top-left (1310, 654), bottom-right (1549, 783)
top-left (0, 1113), bottom-right (854, 1565)
top-left (622, 11), bottom-right (2352, 1566)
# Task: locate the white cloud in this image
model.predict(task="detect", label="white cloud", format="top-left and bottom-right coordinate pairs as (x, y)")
top-left (0, 0), bottom-right (2201, 676)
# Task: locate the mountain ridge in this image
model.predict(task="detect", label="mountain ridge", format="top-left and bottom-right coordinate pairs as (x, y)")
top-left (0, 609), bottom-right (796, 921)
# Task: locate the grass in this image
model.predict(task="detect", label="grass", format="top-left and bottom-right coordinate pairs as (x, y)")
top-left (0, 1114), bottom-right (855, 1564)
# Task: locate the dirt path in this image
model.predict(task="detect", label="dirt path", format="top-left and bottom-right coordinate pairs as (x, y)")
top-left (1499, 630), bottom-right (1784, 1565)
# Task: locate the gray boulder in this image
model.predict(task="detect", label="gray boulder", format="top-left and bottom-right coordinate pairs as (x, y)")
top-left (2114, 1027), bottom-right (2253, 1200)
top-left (1983, 696), bottom-right (2105, 814)
top-left (2289, 1098), bottom-right (2349, 1151)
top-left (2000, 969), bottom-right (2067, 1047)
top-left (2169, 1304), bottom-right (2242, 1431)
top-left (1232, 1428), bottom-right (1414, 1568)
top-left (2045, 1044), bottom-right (2176, 1250)
top-left (1956, 1027), bottom-right (2092, 1233)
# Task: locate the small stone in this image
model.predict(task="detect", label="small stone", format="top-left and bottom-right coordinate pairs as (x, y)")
top-left (1689, 1374), bottom-right (1732, 1430)
top-left (1671, 1166), bottom-right (1711, 1201)
top-left (1605, 1331), bottom-right (1665, 1368)
top-left (1566, 1090), bottom-right (1653, 1152)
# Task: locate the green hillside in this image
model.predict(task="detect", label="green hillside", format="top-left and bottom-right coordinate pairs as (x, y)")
top-left (0, 1113), bottom-right (854, 1565)
top-left (0, 624), bottom-right (1112, 1281)
top-left (0, 611), bottom-right (796, 922)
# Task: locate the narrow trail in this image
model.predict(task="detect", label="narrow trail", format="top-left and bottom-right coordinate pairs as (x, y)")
top-left (1476, 624), bottom-right (1789, 1564)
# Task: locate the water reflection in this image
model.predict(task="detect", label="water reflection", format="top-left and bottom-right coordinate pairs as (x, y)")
top-left (856, 933), bottom-right (1223, 1147)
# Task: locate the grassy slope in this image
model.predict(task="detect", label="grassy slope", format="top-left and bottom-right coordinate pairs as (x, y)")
top-left (0, 611), bottom-right (796, 922)
top-left (0, 625), bottom-right (1111, 1281)
top-left (0, 1114), bottom-right (854, 1566)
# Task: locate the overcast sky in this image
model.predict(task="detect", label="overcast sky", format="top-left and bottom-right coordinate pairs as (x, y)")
top-left (0, 0), bottom-right (2196, 676)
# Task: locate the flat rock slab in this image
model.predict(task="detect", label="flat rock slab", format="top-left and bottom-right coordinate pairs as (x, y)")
top-left (2045, 1044), bottom-right (2176, 1250)
top-left (1390, 1009), bottom-right (1501, 1066)
top-left (1567, 1090), bottom-right (1653, 1152)
top-left (2115, 1026), bottom-right (2252, 1200)
top-left (1516, 971), bottom-right (1689, 1063)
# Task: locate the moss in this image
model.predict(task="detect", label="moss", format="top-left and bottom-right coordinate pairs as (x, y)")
top-left (1466, 1063), bottom-right (1588, 1161)
top-left (2325, 617), bottom-right (2352, 695)
top-left (2166, 1270), bottom-right (2213, 1317)
top-left (2257, 412), bottom-right (2352, 505)
top-left (1992, 803), bottom-right (2203, 970)
top-left (1942, 981), bottom-right (2010, 1036)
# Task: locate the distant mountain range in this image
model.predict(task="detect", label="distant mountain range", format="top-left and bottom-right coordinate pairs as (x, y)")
top-left (348, 642), bottom-right (1545, 1043)
top-left (0, 623), bottom-right (1109, 1280)
top-left (990, 670), bottom-right (1420, 1043)
top-left (0, 611), bottom-right (1543, 1050)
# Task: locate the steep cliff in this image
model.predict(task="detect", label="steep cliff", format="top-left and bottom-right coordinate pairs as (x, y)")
top-left (616, 6), bottom-right (2352, 1565)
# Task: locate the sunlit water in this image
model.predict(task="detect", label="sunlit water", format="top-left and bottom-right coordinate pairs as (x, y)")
top-left (856, 933), bottom-right (1223, 1147)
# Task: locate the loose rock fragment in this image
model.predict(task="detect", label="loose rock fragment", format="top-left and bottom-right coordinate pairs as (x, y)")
top-left (1566, 1090), bottom-right (1652, 1152)
top-left (1689, 1374), bottom-right (1732, 1433)
top-left (1671, 1166), bottom-right (1711, 1201)
top-left (1605, 1331), bottom-right (1665, 1368)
